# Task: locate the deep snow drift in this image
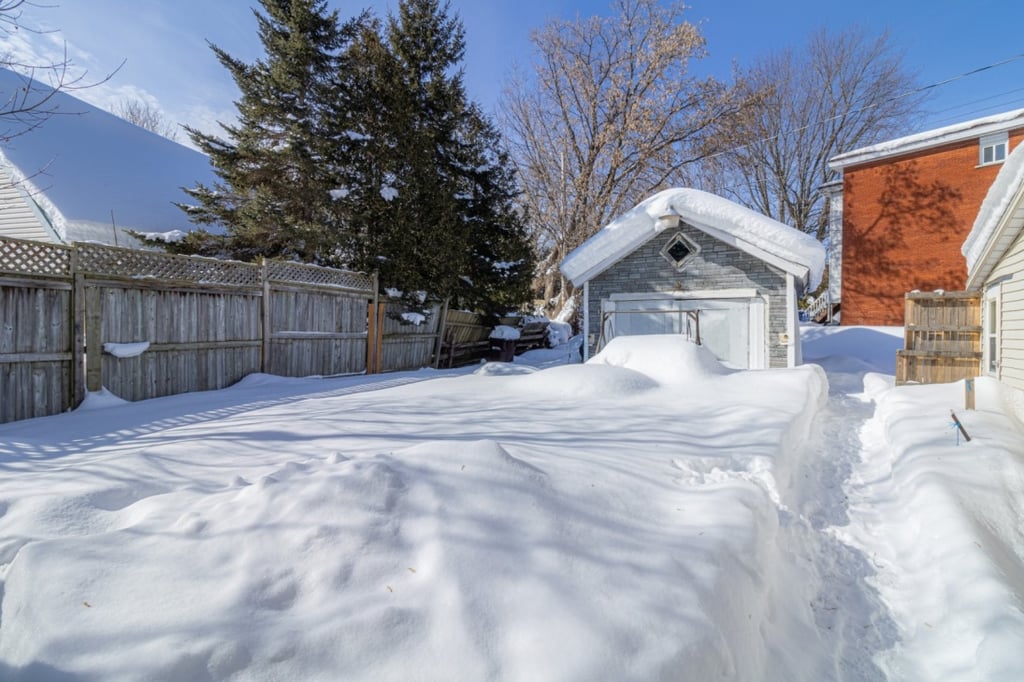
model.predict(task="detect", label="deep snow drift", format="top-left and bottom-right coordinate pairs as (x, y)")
top-left (0, 327), bottom-right (1022, 681)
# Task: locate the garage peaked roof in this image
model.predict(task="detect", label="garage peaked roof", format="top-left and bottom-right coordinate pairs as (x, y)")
top-left (560, 188), bottom-right (825, 290)
top-left (962, 142), bottom-right (1024, 289)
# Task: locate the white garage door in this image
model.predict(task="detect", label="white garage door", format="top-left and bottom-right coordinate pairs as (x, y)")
top-left (600, 294), bottom-right (766, 369)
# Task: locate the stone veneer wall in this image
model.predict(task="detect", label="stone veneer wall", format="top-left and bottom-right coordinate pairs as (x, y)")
top-left (584, 221), bottom-right (791, 368)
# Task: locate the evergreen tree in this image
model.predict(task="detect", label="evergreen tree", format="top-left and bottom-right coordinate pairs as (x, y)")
top-left (175, 0), bottom-right (361, 264)
top-left (453, 105), bottom-right (534, 314)
top-left (170, 0), bottom-right (534, 314)
top-left (336, 0), bottom-right (533, 313)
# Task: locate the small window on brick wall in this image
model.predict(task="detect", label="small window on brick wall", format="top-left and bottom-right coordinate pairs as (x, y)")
top-left (980, 132), bottom-right (1008, 166)
top-left (660, 231), bottom-right (700, 271)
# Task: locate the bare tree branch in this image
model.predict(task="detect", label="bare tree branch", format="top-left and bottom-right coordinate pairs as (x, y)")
top-left (709, 27), bottom-right (925, 245)
top-left (116, 98), bottom-right (179, 140)
top-left (501, 0), bottom-right (749, 313)
top-left (0, 1), bottom-right (122, 142)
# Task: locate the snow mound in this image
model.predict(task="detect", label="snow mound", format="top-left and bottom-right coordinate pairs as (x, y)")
top-left (489, 325), bottom-right (521, 340)
top-left (474, 362), bottom-right (537, 376)
top-left (801, 325), bottom-right (903, 375)
top-left (511, 363), bottom-right (658, 398)
top-left (588, 334), bottom-right (731, 385)
top-left (546, 321), bottom-right (572, 346)
top-left (76, 387), bottom-right (129, 410)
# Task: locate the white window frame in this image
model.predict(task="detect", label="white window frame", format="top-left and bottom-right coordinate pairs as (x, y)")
top-left (659, 231), bottom-right (701, 271)
top-left (983, 284), bottom-right (1001, 377)
top-left (979, 132), bottom-right (1009, 167)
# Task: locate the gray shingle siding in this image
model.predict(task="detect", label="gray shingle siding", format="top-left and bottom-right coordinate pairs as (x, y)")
top-left (584, 221), bottom-right (791, 368)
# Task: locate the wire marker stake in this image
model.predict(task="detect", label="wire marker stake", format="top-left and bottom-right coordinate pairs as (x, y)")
top-left (950, 410), bottom-right (971, 445)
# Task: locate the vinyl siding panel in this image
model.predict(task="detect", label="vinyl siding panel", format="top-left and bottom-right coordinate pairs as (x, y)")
top-left (991, 228), bottom-right (1024, 390)
top-left (0, 169), bottom-right (56, 242)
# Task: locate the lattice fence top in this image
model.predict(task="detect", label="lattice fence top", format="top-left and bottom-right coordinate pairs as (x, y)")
top-left (75, 243), bottom-right (262, 286)
top-left (0, 237), bottom-right (73, 277)
top-left (1, 238), bottom-right (375, 292)
top-left (266, 260), bottom-right (374, 292)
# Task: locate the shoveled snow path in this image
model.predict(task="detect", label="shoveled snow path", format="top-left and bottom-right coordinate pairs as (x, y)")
top-left (789, 362), bottom-right (899, 680)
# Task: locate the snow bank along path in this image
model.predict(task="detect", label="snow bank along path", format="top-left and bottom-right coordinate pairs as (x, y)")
top-left (0, 335), bottom-right (837, 681)
top-left (841, 377), bottom-right (1024, 680)
top-left (802, 324), bottom-right (1024, 681)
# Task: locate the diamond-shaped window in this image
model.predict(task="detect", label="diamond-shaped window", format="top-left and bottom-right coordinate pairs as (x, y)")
top-left (660, 232), bottom-right (700, 271)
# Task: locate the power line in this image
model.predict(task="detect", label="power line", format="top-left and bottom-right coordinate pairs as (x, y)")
top-left (706, 52), bottom-right (1024, 163)
top-left (914, 53), bottom-right (1024, 96)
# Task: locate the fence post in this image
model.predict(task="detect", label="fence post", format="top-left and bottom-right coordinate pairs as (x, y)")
top-left (433, 298), bottom-right (449, 369)
top-left (85, 282), bottom-right (102, 392)
top-left (374, 303), bottom-right (386, 372)
top-left (366, 300), bottom-right (377, 374)
top-left (261, 257), bottom-right (272, 374)
top-left (366, 273), bottom-right (382, 374)
top-left (71, 253), bottom-right (86, 407)
top-left (366, 302), bottom-right (387, 374)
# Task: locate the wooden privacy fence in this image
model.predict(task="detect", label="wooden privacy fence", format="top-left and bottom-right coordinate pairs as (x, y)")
top-left (896, 291), bottom-right (982, 385)
top-left (0, 239), bottom-right (74, 422)
top-left (366, 300), bottom-right (445, 373)
top-left (1, 237), bottom-right (437, 424)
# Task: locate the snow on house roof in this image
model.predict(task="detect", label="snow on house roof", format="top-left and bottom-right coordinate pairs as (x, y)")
top-left (560, 188), bottom-right (825, 290)
top-left (962, 141), bottom-right (1024, 289)
top-left (0, 68), bottom-right (219, 245)
top-left (830, 108), bottom-right (1024, 170)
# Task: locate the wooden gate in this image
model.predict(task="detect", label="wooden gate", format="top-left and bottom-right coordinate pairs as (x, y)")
top-left (896, 291), bottom-right (981, 385)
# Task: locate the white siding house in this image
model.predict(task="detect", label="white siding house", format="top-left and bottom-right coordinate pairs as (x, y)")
top-left (0, 68), bottom-right (218, 247)
top-left (963, 142), bottom-right (1024, 417)
top-left (0, 163), bottom-right (59, 241)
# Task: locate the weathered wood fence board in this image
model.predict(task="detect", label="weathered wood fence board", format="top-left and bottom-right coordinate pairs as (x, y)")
top-left (367, 301), bottom-right (444, 373)
top-left (93, 281), bottom-right (264, 401)
top-left (896, 291), bottom-right (982, 385)
top-left (1, 236), bottom-right (538, 424)
top-left (0, 238), bottom-right (75, 422)
top-left (0, 237), bottom-right (380, 423)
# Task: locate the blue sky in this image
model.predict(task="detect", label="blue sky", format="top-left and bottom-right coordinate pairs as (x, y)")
top-left (4, 0), bottom-right (1024, 144)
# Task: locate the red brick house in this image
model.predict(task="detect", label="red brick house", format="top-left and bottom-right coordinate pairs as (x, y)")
top-left (827, 109), bottom-right (1024, 325)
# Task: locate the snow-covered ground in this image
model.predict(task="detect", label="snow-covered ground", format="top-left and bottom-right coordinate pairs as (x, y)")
top-left (0, 326), bottom-right (1022, 681)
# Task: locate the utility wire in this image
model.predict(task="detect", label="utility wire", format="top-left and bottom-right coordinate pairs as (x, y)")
top-left (706, 52), bottom-right (1024, 162)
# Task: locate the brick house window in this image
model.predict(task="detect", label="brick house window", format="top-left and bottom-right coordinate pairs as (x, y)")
top-left (660, 232), bottom-right (700, 270)
top-left (980, 133), bottom-right (1008, 166)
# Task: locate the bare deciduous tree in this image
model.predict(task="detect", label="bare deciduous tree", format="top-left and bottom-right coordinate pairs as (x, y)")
top-left (116, 98), bottom-right (178, 140)
top-left (0, 0), bottom-right (118, 142)
top-left (713, 27), bottom-right (924, 242)
top-left (501, 0), bottom-right (747, 314)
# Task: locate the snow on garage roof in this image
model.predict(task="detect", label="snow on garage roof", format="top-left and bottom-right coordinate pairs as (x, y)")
top-left (829, 108), bottom-right (1024, 170)
top-left (559, 188), bottom-right (825, 290)
top-left (962, 141), bottom-right (1024, 289)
